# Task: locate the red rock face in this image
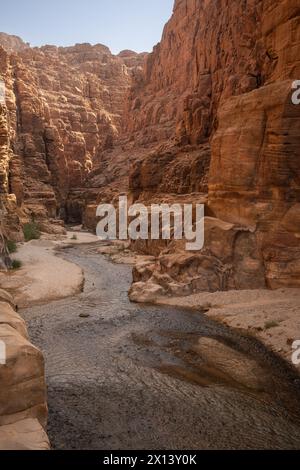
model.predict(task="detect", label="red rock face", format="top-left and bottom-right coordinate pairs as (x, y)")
top-left (0, 37), bottom-right (145, 225)
top-left (0, 0), bottom-right (299, 292)
top-left (208, 1), bottom-right (300, 288)
top-left (124, 0), bottom-right (268, 147)
top-left (125, 0), bottom-right (300, 293)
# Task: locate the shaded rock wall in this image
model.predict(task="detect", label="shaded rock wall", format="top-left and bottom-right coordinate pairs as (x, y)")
top-left (0, 101), bottom-right (23, 241)
top-left (125, 0), bottom-right (300, 294)
top-left (124, 0), bottom-right (267, 147)
top-left (208, 1), bottom-right (300, 288)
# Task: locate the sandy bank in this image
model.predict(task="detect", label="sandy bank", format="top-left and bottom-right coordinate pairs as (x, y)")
top-left (155, 288), bottom-right (300, 365)
top-left (0, 231), bottom-right (98, 308)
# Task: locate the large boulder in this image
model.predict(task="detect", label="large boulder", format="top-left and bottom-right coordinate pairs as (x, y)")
top-left (0, 289), bottom-right (49, 449)
top-left (129, 217), bottom-right (267, 302)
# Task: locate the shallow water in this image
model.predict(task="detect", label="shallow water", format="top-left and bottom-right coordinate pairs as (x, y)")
top-left (21, 243), bottom-right (300, 450)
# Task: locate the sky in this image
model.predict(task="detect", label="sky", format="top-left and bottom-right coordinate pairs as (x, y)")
top-left (1, 0), bottom-right (174, 54)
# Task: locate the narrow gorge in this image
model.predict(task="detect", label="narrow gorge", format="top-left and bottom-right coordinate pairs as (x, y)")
top-left (0, 0), bottom-right (299, 452)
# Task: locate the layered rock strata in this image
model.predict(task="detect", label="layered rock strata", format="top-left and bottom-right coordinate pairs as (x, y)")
top-left (0, 34), bottom-right (145, 232)
top-left (0, 0), bottom-right (299, 295)
top-left (125, 0), bottom-right (300, 297)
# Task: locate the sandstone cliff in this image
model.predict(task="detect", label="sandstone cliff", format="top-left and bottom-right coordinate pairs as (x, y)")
top-left (0, 36), bottom-right (145, 232)
top-left (0, 288), bottom-right (49, 450)
top-left (0, 2), bottom-right (299, 447)
top-left (0, 0), bottom-right (299, 295)
top-left (124, 0), bottom-right (300, 297)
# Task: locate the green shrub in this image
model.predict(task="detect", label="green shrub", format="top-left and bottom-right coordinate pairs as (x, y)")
top-left (23, 222), bottom-right (41, 242)
top-left (11, 259), bottom-right (22, 270)
top-left (7, 240), bottom-right (17, 253)
top-left (71, 234), bottom-right (78, 240)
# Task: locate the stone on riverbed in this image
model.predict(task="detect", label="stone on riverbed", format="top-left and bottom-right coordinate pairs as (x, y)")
top-left (129, 281), bottom-right (165, 303)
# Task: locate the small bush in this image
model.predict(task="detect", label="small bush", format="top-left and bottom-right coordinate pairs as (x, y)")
top-left (7, 240), bottom-right (17, 253)
top-left (11, 259), bottom-right (22, 270)
top-left (23, 222), bottom-right (41, 242)
top-left (71, 234), bottom-right (78, 240)
top-left (264, 320), bottom-right (280, 330)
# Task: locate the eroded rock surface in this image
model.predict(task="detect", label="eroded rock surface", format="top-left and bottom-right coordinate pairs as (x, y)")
top-left (0, 36), bottom-right (145, 231)
top-left (0, 418), bottom-right (49, 450)
top-left (125, 0), bottom-right (300, 296)
top-left (0, 289), bottom-right (49, 449)
top-left (0, 0), bottom-right (299, 294)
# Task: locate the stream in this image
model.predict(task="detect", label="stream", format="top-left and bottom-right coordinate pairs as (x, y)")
top-left (21, 242), bottom-right (300, 450)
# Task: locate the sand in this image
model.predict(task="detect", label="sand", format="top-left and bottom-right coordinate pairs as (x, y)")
top-left (0, 231), bottom-right (99, 308)
top-left (156, 288), bottom-right (300, 365)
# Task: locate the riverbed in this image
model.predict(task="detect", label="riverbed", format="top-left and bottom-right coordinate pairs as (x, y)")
top-left (21, 242), bottom-right (300, 450)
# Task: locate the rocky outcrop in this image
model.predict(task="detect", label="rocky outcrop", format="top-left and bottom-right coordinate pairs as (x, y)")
top-left (126, 0), bottom-right (300, 296)
top-left (124, 0), bottom-right (267, 147)
top-left (0, 418), bottom-right (49, 450)
top-left (0, 102), bottom-right (23, 241)
top-left (0, 33), bottom-right (29, 53)
top-left (129, 217), bottom-right (266, 302)
top-left (209, 80), bottom-right (300, 289)
top-left (0, 289), bottom-right (49, 450)
top-left (0, 38), bottom-right (145, 230)
top-left (0, 0), bottom-right (299, 295)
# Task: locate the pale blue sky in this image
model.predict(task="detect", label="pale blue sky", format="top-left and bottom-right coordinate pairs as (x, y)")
top-left (1, 0), bottom-right (174, 54)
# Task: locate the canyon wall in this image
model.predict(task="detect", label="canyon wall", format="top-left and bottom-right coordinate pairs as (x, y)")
top-left (1, 99), bottom-right (48, 449)
top-left (0, 288), bottom-right (49, 450)
top-left (208, 0), bottom-right (300, 289)
top-left (125, 0), bottom-right (265, 147)
top-left (124, 0), bottom-right (300, 297)
top-left (0, 0), bottom-right (299, 294)
top-left (0, 34), bottom-right (145, 232)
